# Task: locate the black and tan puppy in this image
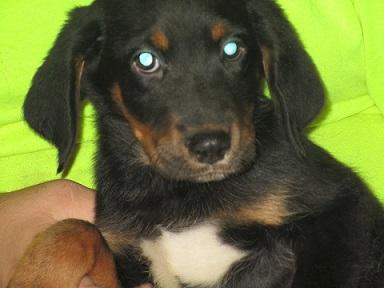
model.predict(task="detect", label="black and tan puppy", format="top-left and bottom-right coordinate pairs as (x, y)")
top-left (9, 0), bottom-right (384, 287)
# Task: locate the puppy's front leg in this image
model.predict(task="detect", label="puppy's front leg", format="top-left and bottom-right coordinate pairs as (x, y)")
top-left (222, 243), bottom-right (296, 288)
top-left (8, 219), bottom-right (118, 288)
top-left (113, 249), bottom-right (152, 288)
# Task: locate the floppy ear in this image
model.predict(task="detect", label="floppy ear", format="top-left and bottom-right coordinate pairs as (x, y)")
top-left (24, 5), bottom-right (102, 173)
top-left (247, 0), bottom-right (325, 154)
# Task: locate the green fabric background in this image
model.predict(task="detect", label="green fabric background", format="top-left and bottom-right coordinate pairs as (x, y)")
top-left (0, 1), bottom-right (383, 200)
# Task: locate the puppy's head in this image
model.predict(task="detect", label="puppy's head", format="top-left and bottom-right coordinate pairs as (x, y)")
top-left (24, 0), bottom-right (324, 183)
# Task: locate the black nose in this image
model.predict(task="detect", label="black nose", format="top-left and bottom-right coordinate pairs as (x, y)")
top-left (186, 131), bottom-right (231, 164)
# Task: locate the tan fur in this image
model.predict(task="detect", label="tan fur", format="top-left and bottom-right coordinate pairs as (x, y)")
top-left (150, 31), bottom-right (169, 51)
top-left (211, 22), bottom-right (226, 42)
top-left (111, 84), bottom-right (190, 167)
top-left (8, 219), bottom-right (118, 288)
top-left (112, 83), bottom-right (157, 161)
top-left (228, 191), bottom-right (293, 226)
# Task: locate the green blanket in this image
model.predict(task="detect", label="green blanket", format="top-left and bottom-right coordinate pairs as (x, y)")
top-left (0, 0), bottom-right (383, 200)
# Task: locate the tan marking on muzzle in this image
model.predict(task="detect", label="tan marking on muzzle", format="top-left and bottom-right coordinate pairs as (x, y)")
top-left (154, 115), bottom-right (193, 165)
top-left (111, 84), bottom-right (156, 160)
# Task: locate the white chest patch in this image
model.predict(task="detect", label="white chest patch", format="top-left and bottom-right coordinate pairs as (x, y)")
top-left (140, 223), bottom-right (248, 288)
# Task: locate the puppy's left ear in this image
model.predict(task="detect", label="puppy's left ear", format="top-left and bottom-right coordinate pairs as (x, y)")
top-left (247, 0), bottom-right (325, 154)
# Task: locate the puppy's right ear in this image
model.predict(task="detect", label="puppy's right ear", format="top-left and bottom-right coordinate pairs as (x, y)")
top-left (24, 5), bottom-right (102, 173)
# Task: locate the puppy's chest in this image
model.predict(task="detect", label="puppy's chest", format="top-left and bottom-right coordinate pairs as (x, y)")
top-left (140, 223), bottom-right (248, 288)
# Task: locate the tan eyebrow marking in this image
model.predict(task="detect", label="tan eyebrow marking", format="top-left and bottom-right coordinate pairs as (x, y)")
top-left (150, 31), bottom-right (169, 51)
top-left (211, 22), bottom-right (226, 42)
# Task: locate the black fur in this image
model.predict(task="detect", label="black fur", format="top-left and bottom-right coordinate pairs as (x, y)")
top-left (24, 0), bottom-right (384, 287)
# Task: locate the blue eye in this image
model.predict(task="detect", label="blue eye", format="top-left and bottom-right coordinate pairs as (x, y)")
top-left (135, 51), bottom-right (160, 73)
top-left (139, 52), bottom-right (154, 67)
top-left (224, 42), bottom-right (238, 57)
top-left (222, 41), bottom-right (244, 61)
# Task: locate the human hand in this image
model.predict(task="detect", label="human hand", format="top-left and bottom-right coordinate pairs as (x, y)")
top-left (0, 180), bottom-right (96, 288)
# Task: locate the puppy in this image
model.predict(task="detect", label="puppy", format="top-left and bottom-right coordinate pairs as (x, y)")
top-left (9, 0), bottom-right (384, 287)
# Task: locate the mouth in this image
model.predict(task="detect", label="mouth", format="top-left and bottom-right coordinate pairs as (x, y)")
top-left (187, 169), bottom-right (235, 183)
top-left (149, 143), bottom-right (255, 183)
top-left (157, 164), bottom-right (238, 183)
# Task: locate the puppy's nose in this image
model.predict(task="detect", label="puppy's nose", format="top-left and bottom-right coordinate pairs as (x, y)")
top-left (186, 131), bottom-right (231, 164)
